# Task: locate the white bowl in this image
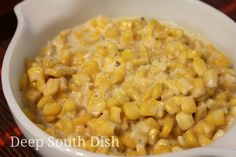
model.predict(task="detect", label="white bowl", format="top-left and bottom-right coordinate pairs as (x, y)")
top-left (2, 0), bottom-right (236, 156)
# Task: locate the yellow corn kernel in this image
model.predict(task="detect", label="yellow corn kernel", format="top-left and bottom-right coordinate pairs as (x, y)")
top-left (192, 78), bottom-right (205, 98)
top-left (183, 129), bottom-right (199, 147)
top-left (160, 116), bottom-right (174, 138)
top-left (124, 86), bottom-right (140, 101)
top-left (187, 50), bottom-right (202, 59)
top-left (85, 139), bottom-right (96, 152)
top-left (148, 128), bottom-right (160, 145)
top-left (208, 109), bottom-right (225, 126)
top-left (152, 83), bottom-right (163, 99)
top-left (96, 46), bottom-right (108, 56)
top-left (92, 16), bottom-right (109, 29)
top-left (44, 115), bottom-right (57, 122)
top-left (195, 102), bottom-right (207, 121)
top-left (204, 69), bottom-right (218, 88)
top-left (213, 53), bottom-right (231, 68)
top-left (24, 89), bottom-right (41, 104)
top-left (140, 100), bottom-right (159, 116)
top-left (132, 58), bottom-right (149, 66)
top-left (153, 145), bottom-right (171, 155)
top-left (145, 118), bottom-right (160, 129)
top-left (88, 97), bottom-right (106, 116)
top-left (45, 68), bottom-right (63, 78)
top-left (42, 102), bottom-right (61, 116)
top-left (142, 89), bottom-right (152, 101)
top-left (106, 97), bottom-right (120, 108)
top-left (164, 98), bottom-right (180, 115)
top-left (198, 135), bottom-right (211, 146)
top-left (122, 30), bottom-right (134, 43)
top-left (82, 60), bottom-right (100, 79)
top-left (192, 57), bottom-right (207, 76)
top-left (94, 77), bottom-right (111, 90)
top-left (96, 146), bottom-right (109, 154)
top-left (121, 49), bottom-right (136, 61)
top-left (229, 97), bottom-right (236, 106)
top-left (230, 106), bottom-right (236, 117)
top-left (73, 73), bottom-right (90, 86)
top-left (180, 97), bottom-right (196, 114)
top-left (171, 146), bottom-right (183, 152)
top-left (73, 114), bottom-right (91, 126)
top-left (136, 144), bottom-right (147, 155)
top-left (136, 120), bottom-right (151, 133)
top-left (27, 66), bottom-right (44, 82)
top-left (164, 80), bottom-right (180, 95)
top-left (60, 117), bottom-right (74, 135)
top-left (72, 51), bottom-right (84, 65)
top-left (104, 26), bottom-right (119, 38)
top-left (43, 78), bottom-right (60, 96)
top-left (123, 102), bottom-right (140, 120)
top-left (176, 112), bottom-right (194, 131)
top-left (59, 49), bottom-right (72, 65)
top-left (37, 96), bottom-right (54, 109)
top-left (64, 99), bottom-right (77, 111)
top-left (110, 67), bottom-right (125, 85)
top-left (130, 129), bottom-right (148, 144)
top-left (176, 76), bottom-right (193, 95)
top-left (110, 106), bottom-right (122, 123)
top-left (122, 132), bottom-right (137, 149)
top-left (193, 120), bottom-right (215, 136)
top-left (88, 118), bottom-right (115, 136)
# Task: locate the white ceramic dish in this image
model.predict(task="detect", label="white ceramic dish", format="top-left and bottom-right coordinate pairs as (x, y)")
top-left (2, 0), bottom-right (236, 156)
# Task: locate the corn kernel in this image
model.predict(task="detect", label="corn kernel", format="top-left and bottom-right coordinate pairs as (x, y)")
top-left (140, 100), bottom-right (159, 116)
top-left (176, 76), bottom-right (193, 95)
top-left (204, 69), bottom-right (218, 88)
top-left (192, 78), bottom-right (205, 98)
top-left (73, 114), bottom-right (91, 126)
top-left (123, 102), bottom-right (140, 120)
top-left (110, 106), bottom-right (122, 123)
top-left (37, 96), bottom-right (54, 109)
top-left (193, 120), bottom-right (215, 136)
top-left (198, 135), bottom-right (211, 146)
top-left (64, 99), bottom-right (77, 111)
top-left (122, 132), bottom-right (137, 149)
top-left (164, 98), bottom-right (180, 115)
top-left (183, 129), bottom-right (199, 147)
top-left (104, 26), bottom-right (119, 38)
top-left (152, 83), bottom-right (163, 99)
top-left (176, 112), bottom-right (194, 131)
top-left (110, 67), bottom-right (125, 84)
top-left (73, 73), bottom-right (90, 86)
top-left (42, 102), bottom-right (61, 116)
top-left (208, 109), bottom-right (225, 126)
top-left (27, 67), bottom-right (44, 82)
top-left (61, 117), bottom-right (74, 135)
top-left (164, 80), bottom-right (180, 95)
top-left (160, 116), bottom-right (174, 138)
top-left (192, 57), bottom-right (207, 76)
top-left (88, 118), bottom-right (115, 136)
top-left (82, 60), bottom-right (100, 79)
top-left (88, 97), bottom-right (106, 116)
top-left (180, 97), bottom-right (196, 114)
top-left (122, 49), bottom-right (136, 61)
top-left (153, 145), bottom-right (171, 155)
top-left (43, 78), bottom-right (60, 96)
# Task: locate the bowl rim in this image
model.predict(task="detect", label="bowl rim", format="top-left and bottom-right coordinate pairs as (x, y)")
top-left (2, 0), bottom-right (236, 156)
